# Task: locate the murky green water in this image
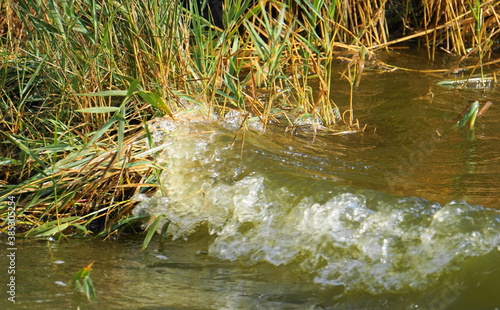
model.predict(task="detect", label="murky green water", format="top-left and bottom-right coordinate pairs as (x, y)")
top-left (2, 50), bottom-right (500, 309)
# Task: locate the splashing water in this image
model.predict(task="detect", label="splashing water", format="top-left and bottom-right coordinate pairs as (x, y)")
top-left (134, 116), bottom-right (500, 297)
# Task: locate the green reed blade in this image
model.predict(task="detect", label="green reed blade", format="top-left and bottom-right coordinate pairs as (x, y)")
top-left (25, 216), bottom-right (80, 237)
top-left (77, 90), bottom-right (128, 97)
top-left (4, 133), bottom-right (48, 174)
top-left (83, 275), bottom-right (97, 301)
top-left (457, 101), bottom-right (480, 129)
top-left (76, 107), bottom-right (121, 113)
top-left (142, 215), bottom-right (164, 250)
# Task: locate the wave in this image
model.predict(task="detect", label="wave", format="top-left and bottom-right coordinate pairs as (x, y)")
top-left (133, 116), bottom-right (500, 297)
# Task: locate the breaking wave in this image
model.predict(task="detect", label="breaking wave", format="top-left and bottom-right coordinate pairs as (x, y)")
top-left (133, 116), bottom-right (500, 297)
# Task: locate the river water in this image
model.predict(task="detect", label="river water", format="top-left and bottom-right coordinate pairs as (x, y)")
top-left (2, 50), bottom-right (500, 309)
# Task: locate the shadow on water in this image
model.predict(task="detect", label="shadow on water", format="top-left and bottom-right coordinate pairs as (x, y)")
top-left (2, 49), bottom-right (499, 309)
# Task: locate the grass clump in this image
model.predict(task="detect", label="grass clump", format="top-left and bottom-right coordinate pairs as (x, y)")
top-left (0, 0), bottom-right (499, 239)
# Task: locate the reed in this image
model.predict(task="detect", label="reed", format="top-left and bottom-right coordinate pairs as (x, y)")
top-left (73, 261), bottom-right (97, 301)
top-left (1, 0), bottom-right (498, 238)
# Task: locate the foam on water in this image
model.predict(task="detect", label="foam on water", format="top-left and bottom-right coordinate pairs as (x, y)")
top-left (134, 117), bottom-right (500, 295)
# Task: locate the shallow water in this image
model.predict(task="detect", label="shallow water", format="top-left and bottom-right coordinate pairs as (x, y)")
top-left (2, 50), bottom-right (500, 309)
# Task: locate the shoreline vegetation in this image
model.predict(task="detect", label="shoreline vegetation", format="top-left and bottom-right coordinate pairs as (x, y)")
top-left (1, 0), bottom-right (499, 238)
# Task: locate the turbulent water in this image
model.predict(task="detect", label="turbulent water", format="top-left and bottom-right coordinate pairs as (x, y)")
top-left (133, 115), bottom-right (500, 307)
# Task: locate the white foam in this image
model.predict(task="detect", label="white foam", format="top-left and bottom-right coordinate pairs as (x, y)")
top-left (134, 118), bottom-right (500, 294)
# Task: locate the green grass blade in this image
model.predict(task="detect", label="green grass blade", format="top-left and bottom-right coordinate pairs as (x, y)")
top-left (76, 107), bottom-right (121, 113)
top-left (137, 91), bottom-right (173, 117)
top-left (25, 216), bottom-right (80, 237)
top-left (142, 215), bottom-right (163, 250)
top-left (77, 90), bottom-right (128, 97)
top-left (4, 133), bottom-right (48, 174)
top-left (159, 219), bottom-right (170, 243)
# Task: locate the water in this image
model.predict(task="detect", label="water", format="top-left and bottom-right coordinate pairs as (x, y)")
top-left (2, 50), bottom-right (500, 309)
